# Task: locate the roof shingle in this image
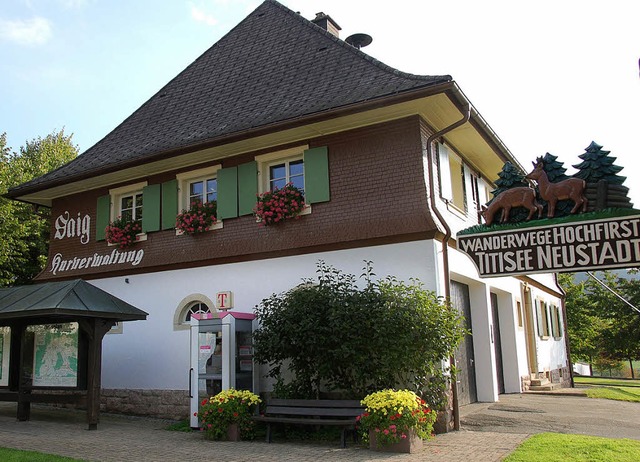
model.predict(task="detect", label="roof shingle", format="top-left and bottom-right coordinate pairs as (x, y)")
top-left (10, 0), bottom-right (450, 197)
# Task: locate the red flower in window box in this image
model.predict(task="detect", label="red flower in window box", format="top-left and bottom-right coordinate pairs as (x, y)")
top-left (105, 217), bottom-right (142, 249)
top-left (254, 183), bottom-right (305, 226)
top-left (175, 200), bottom-right (217, 234)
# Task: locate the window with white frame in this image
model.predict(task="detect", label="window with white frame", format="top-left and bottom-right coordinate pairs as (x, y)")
top-left (536, 299), bottom-right (551, 338)
top-left (175, 166), bottom-right (223, 232)
top-left (177, 166), bottom-right (221, 210)
top-left (255, 146), bottom-right (312, 219)
top-left (110, 182), bottom-right (146, 223)
top-left (268, 158), bottom-right (304, 193)
top-left (449, 154), bottom-right (466, 212)
top-left (550, 305), bottom-right (562, 338)
top-left (437, 142), bottom-right (467, 213)
top-left (516, 300), bottom-right (524, 328)
top-left (173, 294), bottom-right (216, 330)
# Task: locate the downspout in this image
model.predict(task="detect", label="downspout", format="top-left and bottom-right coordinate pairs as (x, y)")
top-left (426, 104), bottom-right (470, 431)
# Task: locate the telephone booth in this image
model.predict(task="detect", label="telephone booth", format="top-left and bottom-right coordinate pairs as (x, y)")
top-left (189, 311), bottom-right (257, 428)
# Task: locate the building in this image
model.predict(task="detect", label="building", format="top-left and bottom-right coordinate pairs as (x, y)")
top-left (7, 0), bottom-right (569, 423)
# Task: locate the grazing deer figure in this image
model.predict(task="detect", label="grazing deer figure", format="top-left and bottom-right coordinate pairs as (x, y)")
top-left (525, 157), bottom-right (588, 218)
top-left (481, 187), bottom-right (542, 225)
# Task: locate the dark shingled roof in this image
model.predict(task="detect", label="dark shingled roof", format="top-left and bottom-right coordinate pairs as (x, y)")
top-left (9, 0), bottom-right (450, 197)
top-left (0, 279), bottom-right (148, 321)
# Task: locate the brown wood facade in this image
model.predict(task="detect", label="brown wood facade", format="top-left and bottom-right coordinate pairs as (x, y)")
top-left (38, 117), bottom-right (440, 282)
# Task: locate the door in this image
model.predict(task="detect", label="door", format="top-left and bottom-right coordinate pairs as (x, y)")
top-left (189, 317), bottom-right (229, 428)
top-left (490, 293), bottom-right (505, 394)
top-left (451, 281), bottom-right (477, 405)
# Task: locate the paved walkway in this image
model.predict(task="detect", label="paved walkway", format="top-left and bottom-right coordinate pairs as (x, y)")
top-left (0, 391), bottom-right (637, 461)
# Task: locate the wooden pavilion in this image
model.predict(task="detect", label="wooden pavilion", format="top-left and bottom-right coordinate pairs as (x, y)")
top-left (0, 279), bottom-right (147, 429)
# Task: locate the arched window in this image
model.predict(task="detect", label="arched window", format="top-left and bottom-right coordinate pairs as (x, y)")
top-left (184, 302), bottom-right (211, 322)
top-left (174, 294), bottom-right (215, 330)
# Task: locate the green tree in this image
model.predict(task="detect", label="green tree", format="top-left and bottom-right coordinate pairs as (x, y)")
top-left (558, 273), bottom-right (608, 374)
top-left (561, 271), bottom-right (640, 378)
top-left (0, 130), bottom-right (78, 286)
top-left (573, 141), bottom-right (626, 185)
top-left (253, 261), bottom-right (466, 408)
top-left (601, 274), bottom-right (640, 378)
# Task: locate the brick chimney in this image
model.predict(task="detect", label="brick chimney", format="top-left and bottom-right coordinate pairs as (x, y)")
top-left (312, 12), bottom-right (341, 38)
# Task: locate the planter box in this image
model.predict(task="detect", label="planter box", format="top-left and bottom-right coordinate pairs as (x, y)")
top-left (369, 429), bottom-right (423, 453)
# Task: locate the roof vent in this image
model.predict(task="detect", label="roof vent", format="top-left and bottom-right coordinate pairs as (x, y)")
top-left (312, 12), bottom-right (341, 38)
top-left (345, 33), bottom-right (372, 50)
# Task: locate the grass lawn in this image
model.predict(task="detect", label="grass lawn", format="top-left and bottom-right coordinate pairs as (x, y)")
top-left (574, 376), bottom-right (640, 402)
top-left (574, 376), bottom-right (640, 388)
top-left (504, 433), bottom-right (640, 462)
top-left (0, 447), bottom-right (84, 461)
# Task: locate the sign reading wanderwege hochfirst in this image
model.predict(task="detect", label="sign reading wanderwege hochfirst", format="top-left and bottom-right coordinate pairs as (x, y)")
top-left (458, 215), bottom-right (640, 277)
top-left (457, 142), bottom-right (640, 278)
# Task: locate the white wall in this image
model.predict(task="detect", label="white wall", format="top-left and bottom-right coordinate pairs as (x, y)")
top-left (92, 240), bottom-right (438, 390)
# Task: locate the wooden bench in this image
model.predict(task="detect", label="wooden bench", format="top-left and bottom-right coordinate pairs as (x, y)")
top-left (251, 399), bottom-right (364, 447)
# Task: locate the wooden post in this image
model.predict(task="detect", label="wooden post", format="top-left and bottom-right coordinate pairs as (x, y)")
top-left (12, 323), bottom-right (31, 421)
top-left (79, 319), bottom-right (114, 430)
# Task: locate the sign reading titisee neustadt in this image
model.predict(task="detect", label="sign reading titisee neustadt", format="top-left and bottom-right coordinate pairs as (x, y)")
top-left (458, 215), bottom-right (640, 277)
top-left (457, 143), bottom-right (640, 278)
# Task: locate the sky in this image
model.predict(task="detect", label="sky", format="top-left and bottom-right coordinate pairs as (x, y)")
top-left (1, 0), bottom-right (639, 203)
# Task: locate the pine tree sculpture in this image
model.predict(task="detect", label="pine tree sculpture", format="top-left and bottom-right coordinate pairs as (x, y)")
top-left (573, 141), bottom-right (632, 210)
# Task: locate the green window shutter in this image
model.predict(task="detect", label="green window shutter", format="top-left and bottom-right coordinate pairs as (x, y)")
top-left (303, 146), bottom-right (330, 204)
top-left (238, 161), bottom-right (258, 216)
top-left (162, 179), bottom-right (178, 230)
top-left (217, 167), bottom-right (238, 219)
top-left (535, 300), bottom-right (544, 337)
top-left (142, 184), bottom-right (161, 233)
top-left (95, 195), bottom-right (111, 241)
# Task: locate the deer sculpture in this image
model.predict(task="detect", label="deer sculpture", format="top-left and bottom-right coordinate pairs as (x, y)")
top-left (481, 187), bottom-right (542, 226)
top-left (525, 157), bottom-right (588, 218)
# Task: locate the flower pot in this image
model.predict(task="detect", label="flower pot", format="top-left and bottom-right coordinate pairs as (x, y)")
top-left (369, 429), bottom-right (423, 453)
top-left (227, 423), bottom-right (240, 441)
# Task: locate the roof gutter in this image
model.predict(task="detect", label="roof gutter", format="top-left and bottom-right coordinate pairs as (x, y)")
top-left (426, 102), bottom-right (470, 432)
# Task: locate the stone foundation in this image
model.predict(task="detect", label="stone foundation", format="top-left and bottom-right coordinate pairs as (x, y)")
top-left (100, 389), bottom-right (189, 420)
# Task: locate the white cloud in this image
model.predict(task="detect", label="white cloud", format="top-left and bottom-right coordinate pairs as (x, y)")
top-left (59, 0), bottom-right (88, 8)
top-left (0, 16), bottom-right (52, 46)
top-left (189, 2), bottom-right (218, 26)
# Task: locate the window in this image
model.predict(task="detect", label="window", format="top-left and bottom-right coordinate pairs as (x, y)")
top-left (256, 146), bottom-right (307, 194)
top-left (268, 158), bottom-right (304, 193)
top-left (437, 142), bottom-right (467, 213)
top-left (110, 182), bottom-right (146, 223)
top-left (536, 299), bottom-right (551, 338)
top-left (177, 166), bottom-right (221, 209)
top-left (256, 146), bottom-right (314, 217)
top-left (184, 302), bottom-right (211, 322)
top-left (174, 294), bottom-right (216, 330)
top-left (120, 191), bottom-right (143, 223)
top-left (176, 166), bottom-right (223, 233)
top-left (188, 177), bottom-right (217, 205)
top-left (550, 305), bottom-right (562, 338)
top-left (449, 154), bottom-right (466, 211)
top-left (99, 181), bottom-right (149, 243)
top-left (516, 300), bottom-right (524, 328)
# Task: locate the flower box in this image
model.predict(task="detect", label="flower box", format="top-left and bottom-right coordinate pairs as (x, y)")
top-left (176, 200), bottom-right (217, 235)
top-left (105, 217), bottom-right (142, 249)
top-left (358, 389), bottom-right (436, 453)
top-left (254, 183), bottom-right (306, 225)
top-left (369, 428), bottom-right (423, 453)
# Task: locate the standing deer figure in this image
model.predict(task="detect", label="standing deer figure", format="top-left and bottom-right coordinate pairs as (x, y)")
top-left (481, 187), bottom-right (542, 225)
top-left (525, 157), bottom-right (588, 218)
